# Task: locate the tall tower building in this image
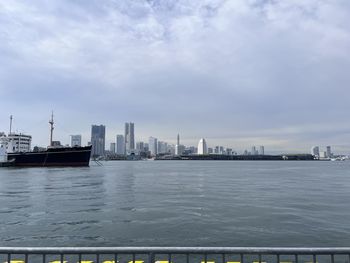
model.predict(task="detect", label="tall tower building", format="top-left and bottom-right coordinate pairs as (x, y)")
top-left (259, 146), bottom-right (265, 155)
top-left (110, 143), bottom-right (116, 153)
top-left (197, 138), bottom-right (208, 155)
top-left (251, 146), bottom-right (257, 155)
top-left (311, 146), bottom-right (320, 156)
top-left (326, 146), bottom-right (332, 158)
top-left (124, 122), bottom-right (135, 154)
top-left (175, 133), bottom-right (184, 156)
top-left (70, 135), bottom-right (82, 147)
top-left (116, 134), bottom-right (125, 155)
top-left (149, 137), bottom-right (158, 156)
top-left (91, 125), bottom-right (106, 157)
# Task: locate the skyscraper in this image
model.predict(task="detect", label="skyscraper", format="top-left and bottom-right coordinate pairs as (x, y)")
top-left (326, 146), bottom-right (332, 158)
top-left (251, 146), bottom-right (257, 155)
top-left (91, 125), bottom-right (105, 157)
top-left (175, 133), bottom-right (184, 156)
top-left (110, 143), bottom-right (116, 153)
top-left (197, 138), bottom-right (208, 155)
top-left (70, 135), bottom-right (82, 147)
top-left (259, 146), bottom-right (265, 155)
top-left (116, 134), bottom-right (125, 155)
top-left (149, 137), bottom-right (158, 156)
top-left (124, 122), bottom-right (135, 154)
top-left (311, 146), bottom-right (320, 156)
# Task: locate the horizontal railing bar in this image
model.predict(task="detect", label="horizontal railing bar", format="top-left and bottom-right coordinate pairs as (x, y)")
top-left (0, 247), bottom-right (350, 255)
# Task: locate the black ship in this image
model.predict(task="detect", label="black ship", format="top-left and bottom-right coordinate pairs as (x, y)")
top-left (1, 114), bottom-right (92, 167)
top-left (6, 145), bottom-right (92, 167)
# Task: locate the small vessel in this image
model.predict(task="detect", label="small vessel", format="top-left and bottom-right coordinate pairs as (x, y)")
top-left (0, 114), bottom-right (92, 167)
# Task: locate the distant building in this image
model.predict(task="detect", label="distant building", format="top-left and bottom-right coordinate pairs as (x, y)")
top-left (251, 146), bottom-right (258, 155)
top-left (175, 134), bottom-right (185, 155)
top-left (149, 137), bottom-right (158, 156)
top-left (226, 148), bottom-right (233, 155)
top-left (116, 135), bottom-right (125, 155)
top-left (197, 138), bottom-right (208, 155)
top-left (214, 146), bottom-right (219, 154)
top-left (91, 125), bottom-right (106, 157)
top-left (124, 122), bottom-right (135, 154)
top-left (259, 146), bottom-right (265, 155)
top-left (208, 147), bottom-right (213, 154)
top-left (110, 143), bottom-right (116, 153)
top-left (311, 146), bottom-right (320, 156)
top-left (136, 141), bottom-right (145, 152)
top-left (70, 135), bottom-right (82, 147)
top-left (319, 151), bottom-right (327, 158)
top-left (158, 141), bottom-right (168, 154)
top-left (326, 146), bottom-right (332, 158)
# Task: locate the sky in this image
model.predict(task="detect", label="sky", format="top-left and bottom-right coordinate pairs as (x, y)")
top-left (0, 0), bottom-right (350, 154)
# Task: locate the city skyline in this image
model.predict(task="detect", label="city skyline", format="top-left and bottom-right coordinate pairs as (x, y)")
top-left (1, 1), bottom-right (350, 153)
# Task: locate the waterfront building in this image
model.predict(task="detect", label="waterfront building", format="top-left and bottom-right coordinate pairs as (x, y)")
top-left (226, 148), bottom-right (233, 155)
top-left (175, 134), bottom-right (185, 156)
top-left (91, 125), bottom-right (105, 157)
top-left (124, 122), bottom-right (135, 154)
top-left (311, 146), bottom-right (320, 157)
top-left (319, 151), bottom-right (327, 158)
top-left (116, 135), bottom-right (125, 155)
top-left (326, 146), bottom-right (332, 158)
top-left (198, 138), bottom-right (208, 155)
top-left (219, 146), bottom-right (224, 154)
top-left (149, 137), bottom-right (158, 156)
top-left (157, 141), bottom-right (167, 154)
top-left (70, 135), bottom-right (82, 147)
top-left (110, 143), bottom-right (116, 153)
top-left (214, 146), bottom-right (219, 154)
top-left (251, 146), bottom-right (257, 155)
top-left (136, 141), bottom-right (144, 152)
top-left (167, 144), bottom-right (175, 155)
top-left (208, 147), bottom-right (213, 154)
top-left (259, 146), bottom-right (265, 155)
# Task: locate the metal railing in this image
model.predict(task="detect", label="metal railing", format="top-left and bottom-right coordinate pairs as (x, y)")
top-left (1, 247), bottom-right (350, 263)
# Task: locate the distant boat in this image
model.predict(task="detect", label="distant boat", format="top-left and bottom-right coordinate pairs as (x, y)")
top-left (0, 114), bottom-right (92, 167)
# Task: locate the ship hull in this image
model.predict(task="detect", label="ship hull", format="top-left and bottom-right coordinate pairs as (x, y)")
top-left (7, 146), bottom-right (92, 167)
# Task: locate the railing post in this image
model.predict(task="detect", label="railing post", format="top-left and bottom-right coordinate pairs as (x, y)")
top-left (149, 252), bottom-right (155, 263)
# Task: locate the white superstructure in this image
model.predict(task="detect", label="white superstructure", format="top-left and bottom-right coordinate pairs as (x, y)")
top-left (0, 133), bottom-right (32, 153)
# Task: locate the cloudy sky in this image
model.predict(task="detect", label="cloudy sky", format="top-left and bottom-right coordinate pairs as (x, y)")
top-left (0, 0), bottom-right (350, 154)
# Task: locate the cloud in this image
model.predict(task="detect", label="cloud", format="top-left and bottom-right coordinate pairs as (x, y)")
top-left (0, 0), bottom-right (349, 153)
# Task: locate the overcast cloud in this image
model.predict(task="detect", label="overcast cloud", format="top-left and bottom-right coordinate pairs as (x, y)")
top-left (0, 0), bottom-right (350, 153)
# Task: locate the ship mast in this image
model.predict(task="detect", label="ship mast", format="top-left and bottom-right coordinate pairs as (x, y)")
top-left (9, 115), bottom-right (13, 135)
top-left (49, 111), bottom-right (54, 147)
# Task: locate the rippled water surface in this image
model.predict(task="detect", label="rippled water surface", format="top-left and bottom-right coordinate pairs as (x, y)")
top-left (1, 161), bottom-right (350, 246)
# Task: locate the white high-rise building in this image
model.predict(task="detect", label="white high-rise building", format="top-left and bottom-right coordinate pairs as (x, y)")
top-left (259, 146), bottom-right (265, 155)
top-left (116, 134), bottom-right (125, 155)
top-left (326, 146), bottom-right (332, 158)
top-left (311, 146), bottom-right (320, 156)
top-left (149, 137), bottom-right (158, 156)
top-left (110, 143), bottom-right (116, 153)
top-left (70, 135), bottom-right (82, 147)
top-left (197, 138), bottom-right (208, 155)
top-left (251, 146), bottom-right (257, 155)
top-left (124, 122), bottom-right (135, 154)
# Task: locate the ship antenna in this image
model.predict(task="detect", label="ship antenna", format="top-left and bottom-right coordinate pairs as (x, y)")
top-left (9, 115), bottom-right (13, 135)
top-left (49, 111), bottom-right (54, 147)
